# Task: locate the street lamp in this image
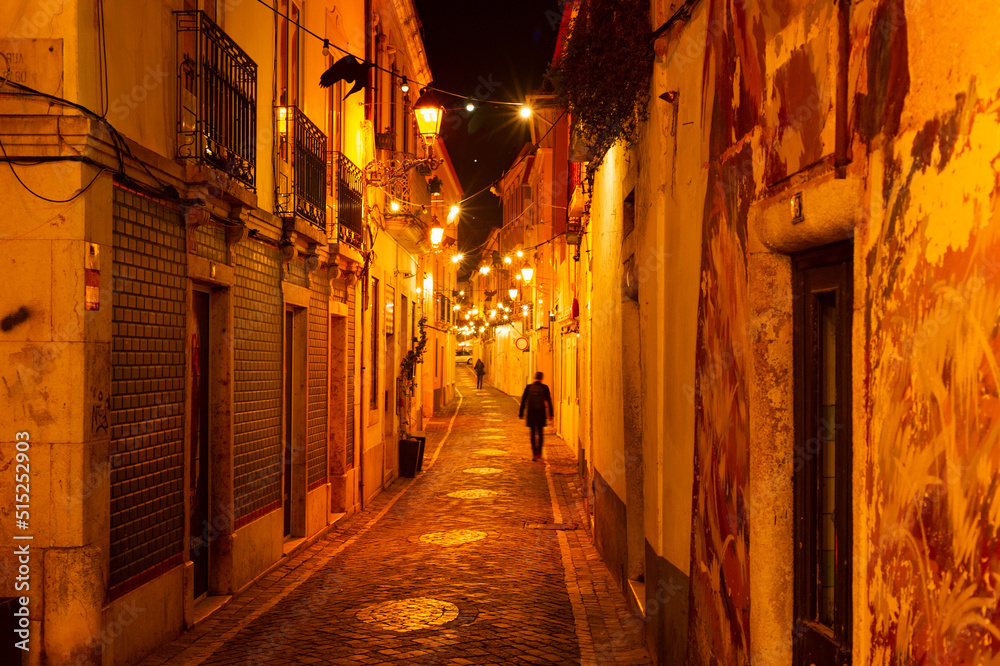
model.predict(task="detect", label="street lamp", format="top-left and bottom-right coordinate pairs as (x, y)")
top-left (413, 87), bottom-right (446, 146)
top-left (429, 224), bottom-right (445, 246)
top-left (508, 288), bottom-right (518, 300)
top-left (365, 87), bottom-right (446, 188)
top-left (520, 263), bottom-right (534, 283)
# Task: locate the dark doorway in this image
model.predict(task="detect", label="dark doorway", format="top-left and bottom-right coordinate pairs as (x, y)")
top-left (283, 309), bottom-right (294, 537)
top-left (191, 290), bottom-right (211, 598)
top-left (793, 242), bottom-right (853, 666)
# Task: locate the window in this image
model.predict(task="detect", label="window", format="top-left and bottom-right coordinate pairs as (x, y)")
top-left (402, 90), bottom-right (410, 155)
top-left (278, 1), bottom-right (300, 107)
top-left (623, 189), bottom-right (635, 240)
top-left (793, 242), bottom-right (853, 666)
top-left (370, 277), bottom-right (379, 409)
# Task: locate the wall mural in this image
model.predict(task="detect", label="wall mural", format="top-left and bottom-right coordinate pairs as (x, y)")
top-left (687, 0), bottom-right (759, 663)
top-left (689, 195), bottom-right (752, 665)
top-left (864, 89), bottom-right (1000, 664)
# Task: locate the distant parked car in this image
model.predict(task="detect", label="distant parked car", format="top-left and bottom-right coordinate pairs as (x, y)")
top-left (455, 348), bottom-right (473, 364)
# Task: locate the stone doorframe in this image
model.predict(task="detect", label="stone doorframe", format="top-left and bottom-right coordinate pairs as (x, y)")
top-left (746, 172), bottom-right (864, 664)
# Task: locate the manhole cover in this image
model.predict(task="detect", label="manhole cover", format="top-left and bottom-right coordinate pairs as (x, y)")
top-left (356, 598), bottom-right (460, 632)
top-left (447, 489), bottom-right (500, 499)
top-left (419, 529), bottom-right (488, 546)
top-left (523, 522), bottom-right (579, 530)
top-left (463, 467), bottom-right (502, 474)
top-left (475, 449), bottom-right (508, 456)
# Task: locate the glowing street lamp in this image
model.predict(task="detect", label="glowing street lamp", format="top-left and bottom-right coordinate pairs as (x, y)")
top-left (508, 288), bottom-right (518, 300)
top-left (479, 265), bottom-right (490, 276)
top-left (520, 263), bottom-right (534, 283)
top-left (413, 88), bottom-right (446, 146)
top-left (429, 224), bottom-right (445, 246)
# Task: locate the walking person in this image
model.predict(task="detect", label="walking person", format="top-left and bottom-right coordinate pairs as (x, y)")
top-left (474, 358), bottom-right (486, 389)
top-left (519, 371), bottom-right (553, 461)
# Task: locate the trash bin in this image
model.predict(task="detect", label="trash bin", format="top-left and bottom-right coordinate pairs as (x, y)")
top-left (411, 432), bottom-right (427, 471)
top-left (399, 438), bottom-right (420, 478)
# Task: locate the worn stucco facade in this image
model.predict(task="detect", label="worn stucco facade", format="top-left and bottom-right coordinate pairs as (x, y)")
top-left (0, 0), bottom-right (458, 663)
top-left (561, 0), bottom-right (1000, 663)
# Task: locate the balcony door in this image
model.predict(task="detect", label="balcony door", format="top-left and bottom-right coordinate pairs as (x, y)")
top-left (278, 0), bottom-right (300, 107)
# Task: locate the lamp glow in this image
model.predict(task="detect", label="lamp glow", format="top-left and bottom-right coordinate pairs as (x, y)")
top-left (520, 264), bottom-right (534, 282)
top-left (277, 107), bottom-right (289, 135)
top-left (479, 266), bottom-right (490, 275)
top-left (400, 76), bottom-right (409, 93)
top-left (508, 288), bottom-right (518, 300)
top-left (430, 225), bottom-right (445, 246)
top-left (448, 205), bottom-right (460, 223)
top-left (503, 256), bottom-right (512, 264)
top-left (466, 102), bottom-right (475, 112)
top-left (519, 105), bottom-right (532, 119)
top-left (516, 250), bottom-right (523, 258)
top-left (390, 201), bottom-right (400, 212)
top-left (413, 88), bottom-right (446, 146)
top-left (451, 254), bottom-right (463, 263)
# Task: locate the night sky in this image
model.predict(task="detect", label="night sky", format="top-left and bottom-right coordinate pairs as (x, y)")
top-left (413, 0), bottom-right (562, 262)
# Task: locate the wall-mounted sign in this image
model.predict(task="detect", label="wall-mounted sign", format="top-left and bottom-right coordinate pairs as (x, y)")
top-left (515, 336), bottom-right (529, 351)
top-left (0, 39), bottom-right (63, 96)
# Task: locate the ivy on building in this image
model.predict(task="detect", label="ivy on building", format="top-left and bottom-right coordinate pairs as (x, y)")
top-left (547, 0), bottom-right (654, 172)
top-left (400, 316), bottom-right (428, 383)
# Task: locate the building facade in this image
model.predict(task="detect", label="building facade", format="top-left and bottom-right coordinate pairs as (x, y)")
top-left (475, 0), bottom-right (1000, 665)
top-left (0, 0), bottom-right (457, 663)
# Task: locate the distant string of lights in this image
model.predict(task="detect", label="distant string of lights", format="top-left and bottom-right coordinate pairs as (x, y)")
top-left (249, 0), bottom-right (524, 107)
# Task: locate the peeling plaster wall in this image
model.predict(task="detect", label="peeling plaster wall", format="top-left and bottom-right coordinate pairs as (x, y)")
top-left (587, 0), bottom-right (1000, 664)
top-left (855, 0), bottom-right (1000, 662)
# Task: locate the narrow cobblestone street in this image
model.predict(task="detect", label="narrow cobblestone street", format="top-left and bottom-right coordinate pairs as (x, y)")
top-left (142, 367), bottom-right (650, 665)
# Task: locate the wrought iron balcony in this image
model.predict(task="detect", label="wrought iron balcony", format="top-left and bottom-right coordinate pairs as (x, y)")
top-left (274, 106), bottom-right (327, 229)
top-left (176, 11), bottom-right (257, 190)
top-left (331, 152), bottom-right (364, 249)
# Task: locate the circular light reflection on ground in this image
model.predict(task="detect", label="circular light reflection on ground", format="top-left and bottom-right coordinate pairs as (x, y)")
top-left (356, 597), bottom-right (460, 632)
top-left (475, 449), bottom-right (508, 456)
top-left (419, 528), bottom-right (489, 546)
top-left (463, 467), bottom-right (502, 474)
top-left (447, 489), bottom-right (500, 498)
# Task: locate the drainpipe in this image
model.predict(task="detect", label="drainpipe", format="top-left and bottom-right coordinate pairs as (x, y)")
top-left (835, 0), bottom-right (850, 172)
top-left (358, 280), bottom-right (366, 510)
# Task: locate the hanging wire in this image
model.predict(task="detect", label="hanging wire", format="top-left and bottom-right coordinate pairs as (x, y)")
top-left (250, 0), bottom-right (522, 106)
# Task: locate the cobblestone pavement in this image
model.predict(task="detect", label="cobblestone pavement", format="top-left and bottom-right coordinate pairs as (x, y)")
top-left (142, 368), bottom-right (650, 665)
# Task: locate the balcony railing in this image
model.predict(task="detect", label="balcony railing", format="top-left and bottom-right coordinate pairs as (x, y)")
top-left (176, 11), bottom-right (257, 190)
top-left (275, 106), bottom-right (327, 229)
top-left (331, 152), bottom-right (364, 249)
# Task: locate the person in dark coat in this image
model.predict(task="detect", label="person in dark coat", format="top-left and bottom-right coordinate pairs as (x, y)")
top-left (519, 371), bottom-right (553, 461)
top-left (474, 358), bottom-right (486, 389)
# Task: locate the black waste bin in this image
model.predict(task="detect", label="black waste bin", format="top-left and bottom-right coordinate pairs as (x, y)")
top-left (411, 433), bottom-right (427, 471)
top-left (399, 438), bottom-right (420, 478)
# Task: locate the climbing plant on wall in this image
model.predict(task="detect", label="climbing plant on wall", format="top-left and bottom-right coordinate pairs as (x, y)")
top-left (547, 0), bottom-right (654, 171)
top-left (399, 316), bottom-right (428, 384)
